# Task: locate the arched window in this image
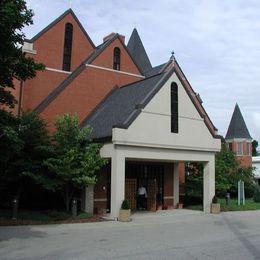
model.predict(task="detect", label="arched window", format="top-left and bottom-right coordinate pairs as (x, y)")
top-left (113, 47), bottom-right (120, 70)
top-left (63, 23), bottom-right (73, 71)
top-left (171, 82), bottom-right (178, 133)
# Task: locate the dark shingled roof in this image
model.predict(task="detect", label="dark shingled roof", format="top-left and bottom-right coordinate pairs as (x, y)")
top-left (81, 70), bottom-right (173, 139)
top-left (225, 104), bottom-right (252, 139)
top-left (127, 28), bottom-right (152, 74)
top-left (144, 63), bottom-right (167, 77)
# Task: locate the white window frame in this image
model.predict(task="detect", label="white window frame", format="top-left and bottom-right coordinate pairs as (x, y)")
top-left (237, 142), bottom-right (243, 155)
top-left (246, 143), bottom-right (251, 156)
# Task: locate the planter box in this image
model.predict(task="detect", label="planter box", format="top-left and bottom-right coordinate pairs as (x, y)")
top-left (176, 203), bottom-right (183, 209)
top-left (118, 209), bottom-right (131, 222)
top-left (211, 203), bottom-right (220, 214)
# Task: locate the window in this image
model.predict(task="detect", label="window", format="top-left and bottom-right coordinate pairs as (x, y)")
top-left (63, 23), bottom-right (73, 71)
top-left (113, 47), bottom-right (120, 70)
top-left (237, 142), bottom-right (243, 155)
top-left (171, 82), bottom-right (178, 133)
top-left (246, 143), bottom-right (251, 155)
top-left (227, 142), bottom-right (232, 151)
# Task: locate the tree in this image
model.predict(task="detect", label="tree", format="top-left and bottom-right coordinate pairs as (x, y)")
top-left (0, 110), bottom-right (52, 199)
top-left (0, 0), bottom-right (44, 108)
top-left (252, 140), bottom-right (258, 156)
top-left (33, 114), bottom-right (107, 212)
top-left (215, 143), bottom-right (255, 197)
top-left (184, 162), bottom-right (204, 198)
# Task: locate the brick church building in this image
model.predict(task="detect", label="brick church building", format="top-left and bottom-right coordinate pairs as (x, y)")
top-left (13, 9), bottom-right (221, 218)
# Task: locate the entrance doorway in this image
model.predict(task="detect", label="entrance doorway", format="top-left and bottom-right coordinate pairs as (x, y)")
top-left (125, 162), bottom-right (164, 211)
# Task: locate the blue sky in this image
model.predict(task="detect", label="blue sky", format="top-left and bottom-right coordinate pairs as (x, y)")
top-left (24, 0), bottom-right (260, 143)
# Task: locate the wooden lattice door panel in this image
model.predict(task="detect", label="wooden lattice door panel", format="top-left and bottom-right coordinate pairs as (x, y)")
top-left (147, 179), bottom-right (157, 212)
top-left (125, 178), bottom-right (137, 211)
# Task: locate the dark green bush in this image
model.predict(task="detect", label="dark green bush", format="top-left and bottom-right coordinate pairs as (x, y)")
top-left (212, 195), bottom-right (218, 204)
top-left (253, 186), bottom-right (260, 202)
top-left (121, 199), bottom-right (130, 210)
top-left (47, 210), bottom-right (70, 220)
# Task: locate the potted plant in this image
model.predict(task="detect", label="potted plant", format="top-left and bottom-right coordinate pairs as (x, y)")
top-left (211, 195), bottom-right (220, 214)
top-left (118, 199), bottom-right (131, 222)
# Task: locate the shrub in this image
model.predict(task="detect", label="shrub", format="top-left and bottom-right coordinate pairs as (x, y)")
top-left (212, 195), bottom-right (218, 204)
top-left (47, 210), bottom-right (70, 220)
top-left (253, 186), bottom-right (260, 202)
top-left (121, 199), bottom-right (130, 210)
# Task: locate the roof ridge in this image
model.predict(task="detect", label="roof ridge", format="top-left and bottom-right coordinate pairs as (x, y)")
top-left (174, 59), bottom-right (218, 132)
top-left (119, 71), bottom-right (164, 90)
top-left (29, 9), bottom-right (95, 48)
top-left (33, 34), bottom-right (134, 113)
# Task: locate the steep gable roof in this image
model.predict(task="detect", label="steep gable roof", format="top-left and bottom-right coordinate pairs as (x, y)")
top-left (225, 104), bottom-right (252, 140)
top-left (81, 57), bottom-right (221, 141)
top-left (80, 71), bottom-right (171, 139)
top-left (34, 33), bottom-right (138, 113)
top-left (27, 9), bottom-right (95, 48)
top-left (127, 28), bottom-right (152, 74)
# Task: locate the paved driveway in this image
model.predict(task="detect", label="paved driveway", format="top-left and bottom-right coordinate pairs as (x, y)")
top-left (1, 209), bottom-right (260, 259)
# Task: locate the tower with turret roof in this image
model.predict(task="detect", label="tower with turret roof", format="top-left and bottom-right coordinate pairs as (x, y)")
top-left (225, 104), bottom-right (252, 167)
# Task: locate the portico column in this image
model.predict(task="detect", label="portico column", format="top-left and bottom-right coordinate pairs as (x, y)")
top-left (110, 148), bottom-right (125, 219)
top-left (173, 162), bottom-right (179, 207)
top-left (84, 184), bottom-right (94, 213)
top-left (203, 157), bottom-right (215, 213)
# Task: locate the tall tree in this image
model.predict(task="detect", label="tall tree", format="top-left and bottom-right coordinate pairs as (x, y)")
top-left (31, 114), bottom-right (107, 212)
top-left (252, 140), bottom-right (258, 156)
top-left (215, 143), bottom-right (255, 196)
top-left (0, 110), bottom-right (52, 199)
top-left (0, 0), bottom-right (44, 108)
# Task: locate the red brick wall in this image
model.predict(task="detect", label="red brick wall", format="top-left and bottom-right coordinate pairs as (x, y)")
top-left (94, 163), bottom-right (111, 213)
top-left (230, 141), bottom-right (252, 167)
top-left (22, 70), bottom-right (67, 110)
top-left (32, 12), bottom-right (94, 71)
top-left (40, 67), bottom-right (142, 131)
top-left (92, 38), bottom-right (141, 75)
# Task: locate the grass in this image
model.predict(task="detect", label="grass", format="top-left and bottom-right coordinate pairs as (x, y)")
top-left (184, 198), bottom-right (260, 212)
top-left (219, 198), bottom-right (260, 211)
top-left (0, 209), bottom-right (94, 222)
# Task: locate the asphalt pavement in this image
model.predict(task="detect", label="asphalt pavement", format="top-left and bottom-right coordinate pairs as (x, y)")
top-left (1, 209), bottom-right (260, 260)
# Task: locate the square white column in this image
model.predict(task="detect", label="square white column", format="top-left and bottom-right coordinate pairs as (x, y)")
top-left (84, 184), bottom-right (94, 213)
top-left (110, 148), bottom-right (125, 219)
top-left (174, 162), bottom-right (179, 207)
top-left (203, 157), bottom-right (215, 213)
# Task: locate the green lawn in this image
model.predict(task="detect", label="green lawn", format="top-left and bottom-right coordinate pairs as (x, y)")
top-left (219, 198), bottom-right (260, 211)
top-left (185, 198), bottom-right (260, 212)
top-left (0, 209), bottom-right (93, 222)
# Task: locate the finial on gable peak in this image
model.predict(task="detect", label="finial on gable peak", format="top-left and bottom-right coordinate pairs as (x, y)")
top-left (170, 50), bottom-right (175, 61)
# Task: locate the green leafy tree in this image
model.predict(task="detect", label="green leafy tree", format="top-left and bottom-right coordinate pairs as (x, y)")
top-left (184, 162), bottom-right (204, 198)
top-left (35, 113), bottom-right (107, 212)
top-left (215, 144), bottom-right (239, 193)
top-left (0, 0), bottom-right (44, 108)
top-left (252, 140), bottom-right (258, 156)
top-left (0, 110), bottom-right (51, 199)
top-left (215, 143), bottom-right (255, 197)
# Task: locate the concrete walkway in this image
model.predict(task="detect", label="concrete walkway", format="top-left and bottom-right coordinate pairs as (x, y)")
top-left (1, 209), bottom-right (260, 259)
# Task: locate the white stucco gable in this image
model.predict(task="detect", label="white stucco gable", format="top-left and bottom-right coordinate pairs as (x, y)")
top-left (112, 72), bottom-right (221, 152)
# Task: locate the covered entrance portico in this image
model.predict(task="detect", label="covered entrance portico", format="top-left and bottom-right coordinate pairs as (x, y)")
top-left (101, 143), bottom-right (215, 219)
